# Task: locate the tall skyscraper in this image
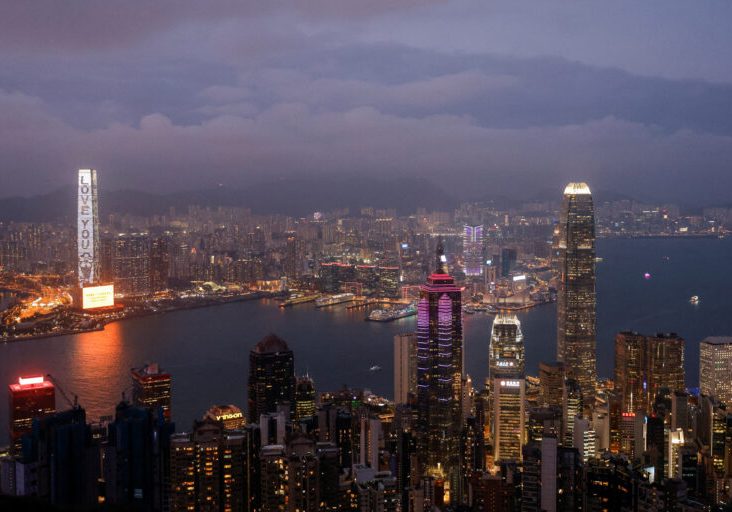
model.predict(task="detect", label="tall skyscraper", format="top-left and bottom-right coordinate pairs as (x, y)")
top-left (131, 362), bottom-right (172, 421)
top-left (77, 168), bottom-right (100, 287)
top-left (394, 333), bottom-right (417, 405)
top-left (416, 241), bottom-right (463, 503)
top-left (700, 337), bottom-right (732, 406)
top-left (615, 331), bottom-right (685, 414)
top-left (8, 375), bottom-right (56, 450)
top-left (248, 333), bottom-right (296, 423)
top-left (295, 374), bottom-right (316, 420)
top-left (462, 225), bottom-right (484, 277)
top-left (539, 361), bottom-right (565, 408)
top-left (556, 182), bottom-right (597, 397)
top-left (489, 314), bottom-right (526, 462)
top-left (113, 233), bottom-right (152, 297)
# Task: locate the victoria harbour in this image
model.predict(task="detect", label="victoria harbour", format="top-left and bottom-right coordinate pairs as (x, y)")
top-left (1, 236), bottom-right (729, 444)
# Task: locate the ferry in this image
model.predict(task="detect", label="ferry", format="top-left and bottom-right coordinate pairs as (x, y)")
top-left (366, 304), bottom-right (417, 322)
top-left (279, 293), bottom-right (321, 308)
top-left (369, 365), bottom-right (382, 372)
top-left (315, 293), bottom-right (355, 308)
top-left (690, 295), bottom-right (700, 305)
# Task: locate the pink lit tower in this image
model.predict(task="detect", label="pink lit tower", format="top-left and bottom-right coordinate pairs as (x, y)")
top-left (416, 239), bottom-right (464, 503)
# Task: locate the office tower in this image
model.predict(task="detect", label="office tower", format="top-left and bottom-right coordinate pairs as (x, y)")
top-left (131, 362), bottom-right (172, 421)
top-left (393, 333), bottom-right (417, 405)
top-left (521, 437), bottom-right (558, 512)
top-left (170, 418), bottom-right (251, 512)
top-left (150, 236), bottom-right (170, 292)
top-left (415, 241), bottom-right (463, 502)
top-left (376, 266), bottom-right (400, 298)
top-left (500, 248), bottom-right (517, 278)
top-left (77, 168), bottom-right (100, 286)
top-left (204, 404), bottom-right (245, 430)
top-left (489, 314), bottom-right (525, 462)
top-left (104, 401), bottom-right (175, 510)
top-left (295, 374), bottom-right (316, 420)
top-left (287, 435), bottom-right (320, 512)
top-left (700, 337), bottom-right (732, 406)
top-left (462, 225), bottom-right (484, 277)
top-left (539, 361), bottom-right (565, 408)
top-left (248, 333), bottom-right (296, 423)
top-left (283, 232), bottom-right (304, 280)
top-left (8, 375), bottom-right (56, 451)
top-left (113, 233), bottom-right (152, 297)
top-left (671, 391), bottom-right (689, 434)
top-left (260, 444), bottom-right (287, 511)
top-left (316, 442), bottom-right (340, 511)
top-left (527, 407), bottom-right (562, 443)
top-left (20, 407), bottom-right (100, 508)
top-left (556, 182), bottom-right (597, 396)
top-left (572, 417), bottom-right (596, 463)
top-left (614, 331), bottom-right (685, 414)
top-left (562, 378), bottom-right (582, 446)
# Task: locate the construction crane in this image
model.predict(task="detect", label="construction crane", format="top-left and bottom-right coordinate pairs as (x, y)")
top-left (46, 374), bottom-right (79, 409)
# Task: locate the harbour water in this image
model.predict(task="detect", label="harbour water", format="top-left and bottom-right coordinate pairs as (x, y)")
top-left (1, 237), bottom-right (731, 443)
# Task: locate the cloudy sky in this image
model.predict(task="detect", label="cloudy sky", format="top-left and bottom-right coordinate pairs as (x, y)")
top-left (1, 1), bottom-right (731, 203)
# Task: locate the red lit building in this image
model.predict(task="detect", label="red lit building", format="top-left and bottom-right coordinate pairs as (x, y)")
top-left (8, 375), bottom-right (56, 450)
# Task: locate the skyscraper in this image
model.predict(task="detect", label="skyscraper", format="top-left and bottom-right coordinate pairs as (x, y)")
top-left (295, 374), bottom-right (316, 420)
top-left (699, 337), bottom-right (732, 407)
top-left (77, 168), bottom-right (100, 287)
top-left (416, 241), bottom-right (463, 502)
top-left (539, 361), bottom-right (565, 408)
top-left (614, 331), bottom-right (685, 414)
top-left (489, 315), bottom-right (526, 462)
top-left (394, 333), bottom-right (417, 405)
top-left (113, 233), bottom-right (152, 297)
top-left (556, 182), bottom-right (597, 397)
top-left (462, 225), bottom-right (484, 277)
top-left (8, 375), bottom-right (56, 451)
top-left (248, 333), bottom-right (296, 423)
top-left (131, 362), bottom-right (172, 421)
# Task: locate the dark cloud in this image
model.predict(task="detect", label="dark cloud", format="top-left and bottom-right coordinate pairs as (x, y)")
top-left (0, 1), bottom-right (730, 205)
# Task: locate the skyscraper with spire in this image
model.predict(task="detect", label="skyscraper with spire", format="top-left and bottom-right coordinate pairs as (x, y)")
top-left (416, 239), bottom-right (463, 503)
top-left (556, 182), bottom-right (597, 398)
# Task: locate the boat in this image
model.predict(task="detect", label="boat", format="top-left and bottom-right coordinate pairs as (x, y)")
top-left (279, 293), bottom-right (320, 308)
top-left (366, 304), bottom-right (417, 322)
top-left (690, 295), bottom-right (700, 305)
top-left (369, 365), bottom-right (382, 372)
top-left (315, 293), bottom-right (355, 307)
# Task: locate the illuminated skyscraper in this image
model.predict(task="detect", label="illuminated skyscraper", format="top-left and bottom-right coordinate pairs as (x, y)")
top-left (77, 169), bottom-right (100, 286)
top-left (700, 337), bottom-right (732, 407)
top-left (489, 315), bottom-right (525, 462)
top-left (615, 332), bottom-right (685, 415)
top-left (113, 233), bottom-right (152, 297)
top-left (556, 182), bottom-right (597, 397)
top-left (8, 375), bottom-right (56, 451)
top-left (131, 362), bottom-right (172, 421)
top-left (463, 225), bottom-right (484, 277)
top-left (394, 333), bottom-right (417, 405)
top-left (295, 374), bottom-right (316, 420)
top-left (416, 241), bottom-right (463, 502)
top-left (248, 333), bottom-right (296, 422)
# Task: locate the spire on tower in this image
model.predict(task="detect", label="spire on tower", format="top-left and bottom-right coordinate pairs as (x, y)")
top-left (436, 238), bottom-right (447, 274)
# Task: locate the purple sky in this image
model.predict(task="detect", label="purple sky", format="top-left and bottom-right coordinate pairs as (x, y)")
top-left (1, 1), bottom-right (731, 203)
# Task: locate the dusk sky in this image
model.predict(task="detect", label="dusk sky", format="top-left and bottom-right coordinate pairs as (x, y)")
top-left (2, 1), bottom-right (732, 203)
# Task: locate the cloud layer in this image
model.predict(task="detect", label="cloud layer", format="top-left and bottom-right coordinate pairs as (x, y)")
top-left (1, 1), bottom-right (731, 204)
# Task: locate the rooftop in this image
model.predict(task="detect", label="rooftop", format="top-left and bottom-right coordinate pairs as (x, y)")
top-left (564, 182), bottom-right (592, 195)
top-left (254, 333), bottom-right (291, 354)
top-left (701, 336), bottom-right (732, 345)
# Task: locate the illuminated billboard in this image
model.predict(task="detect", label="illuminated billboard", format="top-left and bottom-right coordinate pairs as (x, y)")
top-left (82, 284), bottom-right (115, 309)
top-left (78, 169), bottom-right (100, 286)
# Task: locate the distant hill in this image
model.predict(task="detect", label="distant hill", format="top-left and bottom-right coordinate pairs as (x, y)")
top-left (0, 176), bottom-right (458, 222)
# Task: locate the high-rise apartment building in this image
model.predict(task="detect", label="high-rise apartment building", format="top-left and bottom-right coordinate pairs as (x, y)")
top-left (615, 331), bottom-right (685, 414)
top-left (248, 333), bottom-right (296, 423)
top-left (394, 333), bottom-right (417, 405)
top-left (489, 315), bottom-right (525, 462)
top-left (700, 337), bottom-right (732, 406)
top-left (113, 233), bottom-right (152, 297)
top-left (8, 375), bottom-right (56, 450)
top-left (416, 241), bottom-right (463, 502)
top-left (556, 182), bottom-right (597, 397)
top-left (463, 225), bottom-right (484, 277)
top-left (131, 362), bottom-right (172, 421)
top-left (77, 169), bottom-right (100, 287)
